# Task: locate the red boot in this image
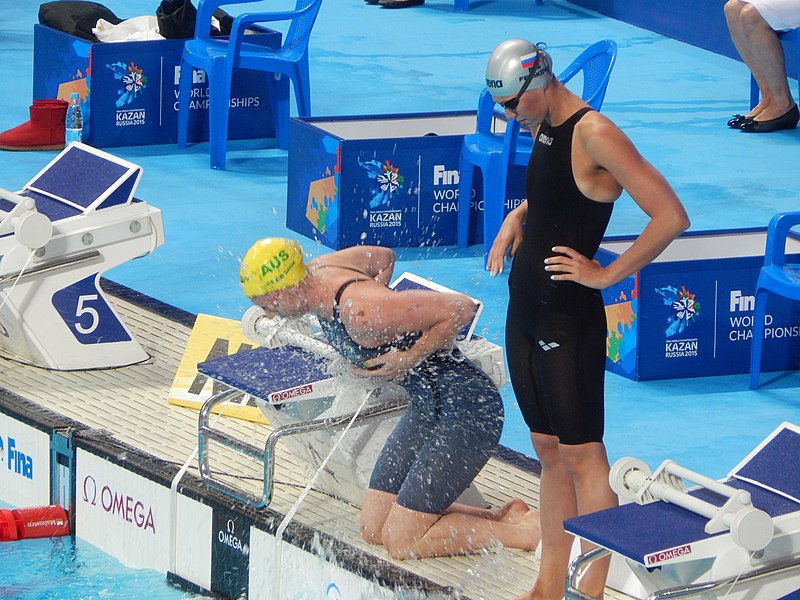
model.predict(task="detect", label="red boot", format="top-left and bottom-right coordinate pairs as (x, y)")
top-left (0, 99), bottom-right (68, 151)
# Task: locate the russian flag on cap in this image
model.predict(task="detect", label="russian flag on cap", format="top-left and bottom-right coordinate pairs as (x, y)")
top-left (520, 51), bottom-right (538, 69)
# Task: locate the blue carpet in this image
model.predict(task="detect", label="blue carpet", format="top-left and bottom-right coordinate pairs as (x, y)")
top-left (2, 0), bottom-right (799, 479)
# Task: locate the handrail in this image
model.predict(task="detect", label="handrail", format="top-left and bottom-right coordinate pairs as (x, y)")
top-left (0, 250), bottom-right (101, 287)
top-left (565, 547), bottom-right (610, 600)
top-left (198, 389), bottom-right (408, 508)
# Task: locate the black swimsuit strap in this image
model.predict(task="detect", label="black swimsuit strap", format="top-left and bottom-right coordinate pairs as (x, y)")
top-left (332, 278), bottom-right (374, 319)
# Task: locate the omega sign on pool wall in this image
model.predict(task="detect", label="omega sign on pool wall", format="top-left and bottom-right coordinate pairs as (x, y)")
top-left (211, 508), bottom-right (250, 599)
top-left (76, 449), bottom-right (171, 572)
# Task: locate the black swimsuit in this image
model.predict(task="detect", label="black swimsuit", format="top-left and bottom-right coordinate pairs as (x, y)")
top-left (319, 271), bottom-right (504, 514)
top-left (506, 107), bottom-right (612, 445)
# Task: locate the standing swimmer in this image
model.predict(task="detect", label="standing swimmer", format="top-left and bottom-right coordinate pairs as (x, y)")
top-left (483, 39), bottom-right (690, 599)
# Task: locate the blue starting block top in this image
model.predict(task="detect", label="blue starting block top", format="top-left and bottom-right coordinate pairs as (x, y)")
top-left (565, 423), bottom-right (800, 565)
top-left (564, 479), bottom-right (798, 565)
top-left (197, 345), bottom-right (330, 400)
top-left (0, 144), bottom-right (143, 227)
top-left (733, 425), bottom-right (800, 503)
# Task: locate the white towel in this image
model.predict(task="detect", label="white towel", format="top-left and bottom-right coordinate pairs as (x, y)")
top-left (93, 16), bottom-right (165, 43)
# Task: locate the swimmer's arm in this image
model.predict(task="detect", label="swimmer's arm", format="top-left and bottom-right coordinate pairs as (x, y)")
top-left (333, 245), bottom-right (395, 285)
top-left (547, 117), bottom-right (689, 289)
top-left (487, 200), bottom-right (527, 276)
top-left (592, 124), bottom-right (689, 286)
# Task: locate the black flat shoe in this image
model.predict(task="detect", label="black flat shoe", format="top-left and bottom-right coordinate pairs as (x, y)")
top-left (739, 104), bottom-right (799, 133)
top-left (380, 0), bottom-right (424, 7)
top-left (727, 114), bottom-right (748, 128)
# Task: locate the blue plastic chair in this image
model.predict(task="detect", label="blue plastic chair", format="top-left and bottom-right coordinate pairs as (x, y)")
top-left (177, 0), bottom-right (323, 169)
top-left (456, 39), bottom-right (618, 253)
top-left (749, 211), bottom-right (800, 389)
top-left (749, 28), bottom-right (800, 109)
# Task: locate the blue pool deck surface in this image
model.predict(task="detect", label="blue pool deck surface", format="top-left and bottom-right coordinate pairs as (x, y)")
top-left (1, 0), bottom-right (800, 489)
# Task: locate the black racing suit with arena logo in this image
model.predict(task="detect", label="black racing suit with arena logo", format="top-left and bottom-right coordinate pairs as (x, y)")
top-left (318, 276), bottom-right (503, 514)
top-left (506, 107), bottom-right (613, 445)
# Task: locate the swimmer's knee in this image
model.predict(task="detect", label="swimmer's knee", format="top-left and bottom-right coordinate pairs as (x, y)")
top-left (531, 433), bottom-right (560, 464)
top-left (360, 519), bottom-right (383, 545)
top-left (360, 488), bottom-right (395, 545)
top-left (739, 2), bottom-right (768, 31)
top-left (559, 442), bottom-right (609, 479)
top-left (723, 0), bottom-right (744, 21)
top-left (380, 508), bottom-right (437, 560)
top-left (377, 501), bottom-right (442, 559)
top-left (380, 522), bottom-right (416, 560)
top-left (360, 507), bottom-right (388, 546)
top-left (382, 524), bottom-right (434, 560)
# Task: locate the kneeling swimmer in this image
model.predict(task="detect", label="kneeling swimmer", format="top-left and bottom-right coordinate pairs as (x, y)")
top-left (240, 238), bottom-right (541, 560)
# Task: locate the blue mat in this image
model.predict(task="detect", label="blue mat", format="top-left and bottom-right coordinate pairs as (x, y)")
top-left (197, 345), bottom-right (330, 400)
top-left (734, 424), bottom-right (800, 503)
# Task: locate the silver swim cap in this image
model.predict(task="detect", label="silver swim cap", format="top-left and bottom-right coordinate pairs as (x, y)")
top-left (485, 39), bottom-right (553, 98)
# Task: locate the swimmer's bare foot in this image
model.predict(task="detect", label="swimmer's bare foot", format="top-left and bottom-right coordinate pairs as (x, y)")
top-left (495, 498), bottom-right (532, 523)
top-left (519, 509), bottom-right (541, 551)
top-left (515, 582), bottom-right (568, 600)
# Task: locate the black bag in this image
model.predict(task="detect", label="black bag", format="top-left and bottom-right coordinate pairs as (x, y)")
top-left (212, 8), bottom-right (234, 36)
top-left (38, 1), bottom-right (122, 42)
top-left (156, 0), bottom-right (197, 39)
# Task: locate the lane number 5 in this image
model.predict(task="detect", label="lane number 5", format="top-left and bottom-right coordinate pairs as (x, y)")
top-left (75, 294), bottom-right (99, 335)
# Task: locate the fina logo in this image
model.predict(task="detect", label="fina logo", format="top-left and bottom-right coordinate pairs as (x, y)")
top-left (326, 583), bottom-right (342, 599)
top-left (0, 434), bottom-right (34, 479)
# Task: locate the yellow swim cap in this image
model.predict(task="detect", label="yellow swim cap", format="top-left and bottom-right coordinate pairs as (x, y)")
top-left (240, 238), bottom-right (306, 297)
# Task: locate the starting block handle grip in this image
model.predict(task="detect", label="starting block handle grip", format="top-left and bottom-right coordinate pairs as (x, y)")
top-left (645, 477), bottom-right (718, 521)
top-left (242, 307), bottom-right (338, 359)
top-left (0, 188), bottom-right (31, 209)
top-left (665, 461), bottom-right (749, 503)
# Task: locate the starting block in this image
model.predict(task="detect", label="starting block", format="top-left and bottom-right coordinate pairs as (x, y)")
top-left (0, 143), bottom-right (164, 370)
top-left (564, 422), bottom-right (800, 600)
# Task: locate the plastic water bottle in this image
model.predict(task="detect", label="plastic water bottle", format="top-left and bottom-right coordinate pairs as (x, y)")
top-left (65, 92), bottom-right (83, 145)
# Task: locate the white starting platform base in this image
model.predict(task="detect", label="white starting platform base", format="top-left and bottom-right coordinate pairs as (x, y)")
top-left (565, 422), bottom-right (800, 600)
top-left (0, 143), bottom-right (164, 370)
